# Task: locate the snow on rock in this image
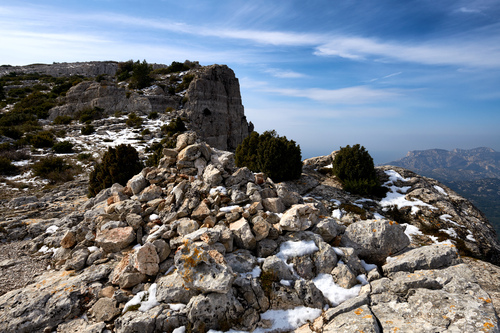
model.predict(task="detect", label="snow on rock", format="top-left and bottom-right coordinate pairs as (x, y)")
top-left (122, 283), bottom-right (159, 313)
top-left (380, 170), bottom-right (437, 214)
top-left (312, 273), bottom-right (362, 306)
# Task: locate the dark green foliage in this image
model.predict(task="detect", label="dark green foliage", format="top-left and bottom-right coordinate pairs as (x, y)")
top-left (32, 156), bottom-right (75, 183)
top-left (130, 60), bottom-right (153, 89)
top-left (53, 115), bottom-right (73, 125)
top-left (126, 113), bottom-right (143, 128)
top-left (148, 111), bottom-right (159, 119)
top-left (29, 130), bottom-right (55, 148)
top-left (52, 141), bottom-right (74, 154)
top-left (331, 144), bottom-right (384, 196)
top-left (0, 84), bottom-right (5, 100)
top-left (12, 91), bottom-right (55, 119)
top-left (116, 60), bottom-right (134, 81)
top-left (0, 126), bottom-right (23, 140)
top-left (81, 124), bottom-right (95, 135)
top-left (175, 74), bottom-right (195, 93)
top-left (161, 117), bottom-right (186, 136)
top-left (235, 130), bottom-right (302, 183)
top-left (0, 156), bottom-right (18, 175)
top-left (153, 61), bottom-right (190, 75)
top-left (50, 76), bottom-right (83, 96)
top-left (75, 107), bottom-right (103, 123)
top-left (145, 142), bottom-right (164, 167)
top-left (77, 152), bottom-right (93, 161)
top-left (88, 144), bottom-right (144, 197)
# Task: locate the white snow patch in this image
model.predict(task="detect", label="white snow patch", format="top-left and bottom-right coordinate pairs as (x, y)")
top-left (440, 214), bottom-right (461, 227)
top-left (439, 228), bottom-right (457, 238)
top-left (466, 231), bottom-right (476, 242)
top-left (88, 246), bottom-right (99, 253)
top-left (169, 303), bottom-right (187, 311)
top-left (210, 186), bottom-right (228, 196)
top-left (149, 214), bottom-right (160, 221)
top-left (373, 213), bottom-right (386, 220)
top-left (122, 283), bottom-right (159, 313)
top-left (333, 247), bottom-right (344, 256)
top-left (46, 225), bottom-right (59, 234)
top-left (401, 223), bottom-right (423, 241)
top-left (277, 240), bottom-right (319, 259)
top-left (433, 185), bottom-right (448, 196)
top-left (330, 199), bottom-right (341, 205)
top-left (240, 265), bottom-right (262, 278)
top-left (280, 279), bottom-right (292, 286)
top-left (38, 245), bottom-right (56, 254)
top-left (312, 273), bottom-right (361, 306)
top-left (172, 326), bottom-right (186, 333)
top-left (360, 259), bottom-right (378, 272)
top-left (332, 209), bottom-right (343, 219)
top-left (356, 274), bottom-right (369, 285)
top-left (380, 170), bottom-right (437, 214)
top-left (220, 205), bottom-right (240, 213)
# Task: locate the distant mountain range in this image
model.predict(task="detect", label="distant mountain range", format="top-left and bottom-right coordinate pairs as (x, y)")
top-left (385, 147), bottom-right (500, 239)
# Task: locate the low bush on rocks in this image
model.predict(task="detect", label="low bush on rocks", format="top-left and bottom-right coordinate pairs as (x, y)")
top-left (28, 130), bottom-right (55, 148)
top-left (81, 124), bottom-right (95, 135)
top-left (235, 130), bottom-right (302, 183)
top-left (126, 113), bottom-right (143, 128)
top-left (88, 144), bottom-right (144, 197)
top-left (0, 156), bottom-right (18, 175)
top-left (32, 156), bottom-right (76, 183)
top-left (52, 141), bottom-right (74, 154)
top-left (331, 144), bottom-right (385, 197)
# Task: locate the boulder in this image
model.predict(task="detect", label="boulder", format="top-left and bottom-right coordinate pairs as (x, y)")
top-left (262, 197), bottom-right (286, 214)
top-left (382, 244), bottom-right (462, 275)
top-left (279, 204), bottom-right (319, 231)
top-left (262, 255), bottom-right (294, 281)
top-left (132, 243), bottom-right (160, 276)
top-left (91, 298), bottom-right (120, 322)
top-left (127, 173), bottom-right (148, 195)
top-left (174, 241), bottom-right (235, 294)
top-left (340, 219), bottom-right (410, 265)
top-left (230, 217), bottom-right (256, 250)
top-left (323, 305), bottom-right (381, 333)
top-left (95, 227), bottom-right (135, 253)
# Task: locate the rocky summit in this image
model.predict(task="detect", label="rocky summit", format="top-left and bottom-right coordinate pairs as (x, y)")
top-left (0, 130), bottom-right (499, 333)
top-left (0, 62), bottom-right (499, 332)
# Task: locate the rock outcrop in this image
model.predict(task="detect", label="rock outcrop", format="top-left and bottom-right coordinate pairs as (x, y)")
top-left (1, 133), bottom-right (499, 333)
top-left (43, 62), bottom-right (251, 150)
top-left (181, 65), bottom-right (252, 151)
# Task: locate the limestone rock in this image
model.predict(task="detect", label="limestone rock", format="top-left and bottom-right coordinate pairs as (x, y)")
top-left (156, 271), bottom-right (199, 304)
top-left (230, 217), bottom-right (257, 250)
top-left (174, 241), bottom-right (235, 294)
top-left (262, 255), bottom-right (294, 281)
top-left (323, 305), bottom-right (381, 333)
top-left (182, 65), bottom-right (251, 151)
top-left (133, 243), bottom-right (160, 276)
top-left (279, 204), bottom-right (319, 231)
top-left (127, 173), bottom-right (148, 196)
top-left (382, 244), bottom-right (462, 275)
top-left (91, 297), bottom-right (120, 322)
top-left (340, 219), bottom-right (410, 265)
top-left (186, 290), bottom-right (245, 332)
top-left (96, 226), bottom-right (135, 253)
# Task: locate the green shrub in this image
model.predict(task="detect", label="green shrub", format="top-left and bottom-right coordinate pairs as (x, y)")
top-left (0, 156), bottom-right (18, 175)
top-left (175, 74), bottom-right (195, 93)
top-left (30, 130), bottom-right (55, 148)
top-left (75, 107), bottom-right (103, 123)
top-left (161, 117), bottom-right (186, 136)
top-left (148, 111), bottom-right (159, 119)
top-left (145, 142), bottom-right (164, 167)
top-left (129, 60), bottom-right (153, 89)
top-left (331, 144), bottom-right (385, 196)
top-left (32, 156), bottom-right (75, 183)
top-left (81, 124), bottom-right (95, 135)
top-left (53, 115), bottom-right (73, 125)
top-left (88, 144), bottom-right (144, 197)
top-left (116, 60), bottom-right (134, 81)
top-left (0, 84), bottom-right (5, 100)
top-left (235, 130), bottom-right (302, 183)
top-left (77, 152), bottom-right (93, 161)
top-left (52, 141), bottom-right (74, 154)
top-left (126, 113), bottom-right (143, 128)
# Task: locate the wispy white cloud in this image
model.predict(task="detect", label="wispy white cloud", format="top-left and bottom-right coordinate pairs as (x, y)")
top-left (266, 86), bottom-right (401, 105)
top-left (264, 68), bottom-right (306, 78)
top-left (370, 72), bottom-right (403, 82)
top-left (457, 7), bottom-right (482, 14)
top-left (314, 34), bottom-right (500, 68)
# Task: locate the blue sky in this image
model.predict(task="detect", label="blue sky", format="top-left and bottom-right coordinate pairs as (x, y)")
top-left (1, 0), bottom-right (500, 163)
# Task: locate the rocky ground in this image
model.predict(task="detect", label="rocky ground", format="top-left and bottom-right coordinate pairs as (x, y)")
top-left (0, 132), bottom-right (499, 333)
